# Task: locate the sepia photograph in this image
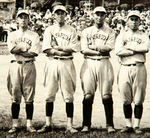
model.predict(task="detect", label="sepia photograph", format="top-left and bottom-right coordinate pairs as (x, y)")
top-left (0, 0), bottom-right (150, 137)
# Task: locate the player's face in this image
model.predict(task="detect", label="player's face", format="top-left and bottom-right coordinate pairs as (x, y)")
top-left (17, 14), bottom-right (29, 28)
top-left (54, 10), bottom-right (67, 24)
top-left (127, 16), bottom-right (140, 30)
top-left (93, 12), bottom-right (106, 25)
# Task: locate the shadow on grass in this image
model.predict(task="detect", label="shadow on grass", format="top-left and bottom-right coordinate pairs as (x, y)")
top-left (1, 114), bottom-right (150, 138)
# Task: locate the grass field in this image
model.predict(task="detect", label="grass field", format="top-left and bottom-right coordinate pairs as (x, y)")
top-left (0, 49), bottom-right (150, 137)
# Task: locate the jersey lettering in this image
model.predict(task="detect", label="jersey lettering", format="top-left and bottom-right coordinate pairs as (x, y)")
top-left (125, 37), bottom-right (142, 45)
top-left (92, 33), bottom-right (107, 41)
top-left (15, 37), bottom-right (32, 46)
top-left (55, 32), bottom-right (70, 41)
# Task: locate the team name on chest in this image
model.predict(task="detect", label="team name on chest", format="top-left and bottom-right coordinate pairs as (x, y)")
top-left (16, 37), bottom-right (32, 46)
top-left (125, 36), bottom-right (142, 44)
top-left (55, 32), bottom-right (70, 41)
top-left (90, 33), bottom-right (108, 41)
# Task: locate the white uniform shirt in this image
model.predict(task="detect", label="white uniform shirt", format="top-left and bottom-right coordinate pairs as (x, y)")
top-left (115, 29), bottom-right (150, 65)
top-left (7, 29), bottom-right (40, 61)
top-left (81, 24), bottom-right (115, 59)
top-left (42, 23), bottom-right (79, 58)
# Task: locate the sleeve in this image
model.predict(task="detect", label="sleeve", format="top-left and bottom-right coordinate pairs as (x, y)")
top-left (7, 32), bottom-right (16, 52)
top-left (115, 32), bottom-right (124, 55)
top-left (104, 30), bottom-right (115, 50)
top-left (81, 30), bottom-right (88, 51)
top-left (134, 34), bottom-right (149, 52)
top-left (68, 28), bottom-right (80, 52)
top-left (42, 27), bottom-right (52, 52)
top-left (28, 33), bottom-right (40, 54)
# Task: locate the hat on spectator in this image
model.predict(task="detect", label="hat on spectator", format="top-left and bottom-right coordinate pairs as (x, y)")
top-left (52, 5), bottom-right (67, 14)
top-left (93, 6), bottom-right (106, 14)
top-left (17, 9), bottom-right (29, 17)
top-left (127, 10), bottom-right (141, 19)
top-left (51, 1), bottom-right (62, 9)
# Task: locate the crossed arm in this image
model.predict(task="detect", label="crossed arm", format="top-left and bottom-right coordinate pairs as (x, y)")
top-left (10, 46), bottom-right (37, 58)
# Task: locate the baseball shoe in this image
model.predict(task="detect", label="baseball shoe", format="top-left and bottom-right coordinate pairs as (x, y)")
top-left (65, 127), bottom-right (78, 134)
top-left (81, 126), bottom-right (89, 132)
top-left (107, 126), bottom-right (116, 134)
top-left (121, 126), bottom-right (133, 133)
top-left (37, 125), bottom-right (52, 133)
top-left (133, 127), bottom-right (143, 134)
top-left (8, 127), bottom-right (19, 134)
top-left (26, 126), bottom-right (36, 133)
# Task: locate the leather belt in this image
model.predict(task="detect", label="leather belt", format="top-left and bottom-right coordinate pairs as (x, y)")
top-left (124, 63), bottom-right (144, 66)
top-left (53, 57), bottom-right (73, 60)
top-left (84, 57), bottom-right (108, 60)
top-left (11, 60), bottom-right (34, 64)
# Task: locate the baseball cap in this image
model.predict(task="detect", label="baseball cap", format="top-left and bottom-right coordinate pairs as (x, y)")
top-left (93, 6), bottom-right (106, 14)
top-left (52, 5), bottom-right (67, 14)
top-left (127, 10), bottom-right (141, 19)
top-left (17, 9), bottom-right (29, 17)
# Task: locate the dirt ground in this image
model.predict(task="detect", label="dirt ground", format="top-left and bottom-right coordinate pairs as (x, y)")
top-left (0, 50), bottom-right (150, 131)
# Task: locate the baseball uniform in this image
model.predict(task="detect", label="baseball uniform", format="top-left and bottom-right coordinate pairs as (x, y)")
top-left (115, 10), bottom-right (149, 134)
top-left (42, 23), bottom-right (78, 103)
top-left (38, 5), bottom-right (79, 134)
top-left (80, 6), bottom-right (116, 133)
top-left (7, 29), bottom-right (40, 104)
top-left (7, 9), bottom-right (40, 133)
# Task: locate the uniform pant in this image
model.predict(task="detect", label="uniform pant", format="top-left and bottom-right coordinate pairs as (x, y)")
top-left (43, 59), bottom-right (76, 103)
top-left (7, 61), bottom-right (36, 104)
top-left (80, 58), bottom-right (114, 97)
top-left (118, 64), bottom-right (147, 105)
top-left (80, 58), bottom-right (114, 127)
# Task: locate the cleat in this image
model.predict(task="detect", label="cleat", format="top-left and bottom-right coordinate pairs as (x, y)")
top-left (37, 125), bottom-right (52, 133)
top-left (81, 126), bottom-right (89, 132)
top-left (107, 126), bottom-right (116, 134)
top-left (26, 126), bottom-right (36, 133)
top-left (8, 127), bottom-right (19, 134)
top-left (121, 126), bottom-right (133, 133)
top-left (134, 127), bottom-right (143, 134)
top-left (65, 127), bottom-right (78, 134)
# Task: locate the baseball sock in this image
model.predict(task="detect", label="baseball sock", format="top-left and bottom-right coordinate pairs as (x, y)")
top-left (103, 98), bottom-right (114, 127)
top-left (46, 102), bottom-right (53, 126)
top-left (26, 103), bottom-right (34, 127)
top-left (123, 104), bottom-right (132, 127)
top-left (26, 103), bottom-right (34, 120)
top-left (134, 104), bottom-right (143, 119)
top-left (66, 103), bottom-right (74, 128)
top-left (82, 98), bottom-right (93, 128)
top-left (46, 102), bottom-right (53, 116)
top-left (11, 103), bottom-right (20, 127)
top-left (66, 103), bottom-right (73, 118)
top-left (133, 104), bottom-right (143, 128)
top-left (123, 104), bottom-right (132, 118)
top-left (11, 103), bottom-right (20, 119)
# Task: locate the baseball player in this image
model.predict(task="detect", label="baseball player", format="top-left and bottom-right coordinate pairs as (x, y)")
top-left (7, 9), bottom-right (40, 133)
top-left (80, 6), bottom-right (116, 133)
top-left (115, 10), bottom-right (149, 134)
top-left (37, 5), bottom-right (79, 134)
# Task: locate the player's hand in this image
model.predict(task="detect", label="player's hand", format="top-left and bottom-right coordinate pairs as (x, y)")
top-left (89, 45), bottom-right (98, 51)
top-left (53, 46), bottom-right (63, 51)
top-left (124, 45), bottom-right (135, 51)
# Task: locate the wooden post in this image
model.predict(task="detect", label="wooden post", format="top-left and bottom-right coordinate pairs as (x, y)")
top-left (24, 0), bottom-right (26, 9)
top-left (102, 0), bottom-right (104, 6)
top-left (66, 0), bottom-right (69, 5)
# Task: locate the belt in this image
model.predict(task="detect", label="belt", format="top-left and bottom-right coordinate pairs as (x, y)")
top-left (85, 57), bottom-right (108, 60)
top-left (53, 57), bottom-right (73, 60)
top-left (124, 63), bottom-right (144, 66)
top-left (11, 60), bottom-right (34, 64)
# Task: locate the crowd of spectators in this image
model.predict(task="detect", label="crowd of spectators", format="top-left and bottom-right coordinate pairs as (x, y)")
top-left (0, 2), bottom-right (150, 43)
